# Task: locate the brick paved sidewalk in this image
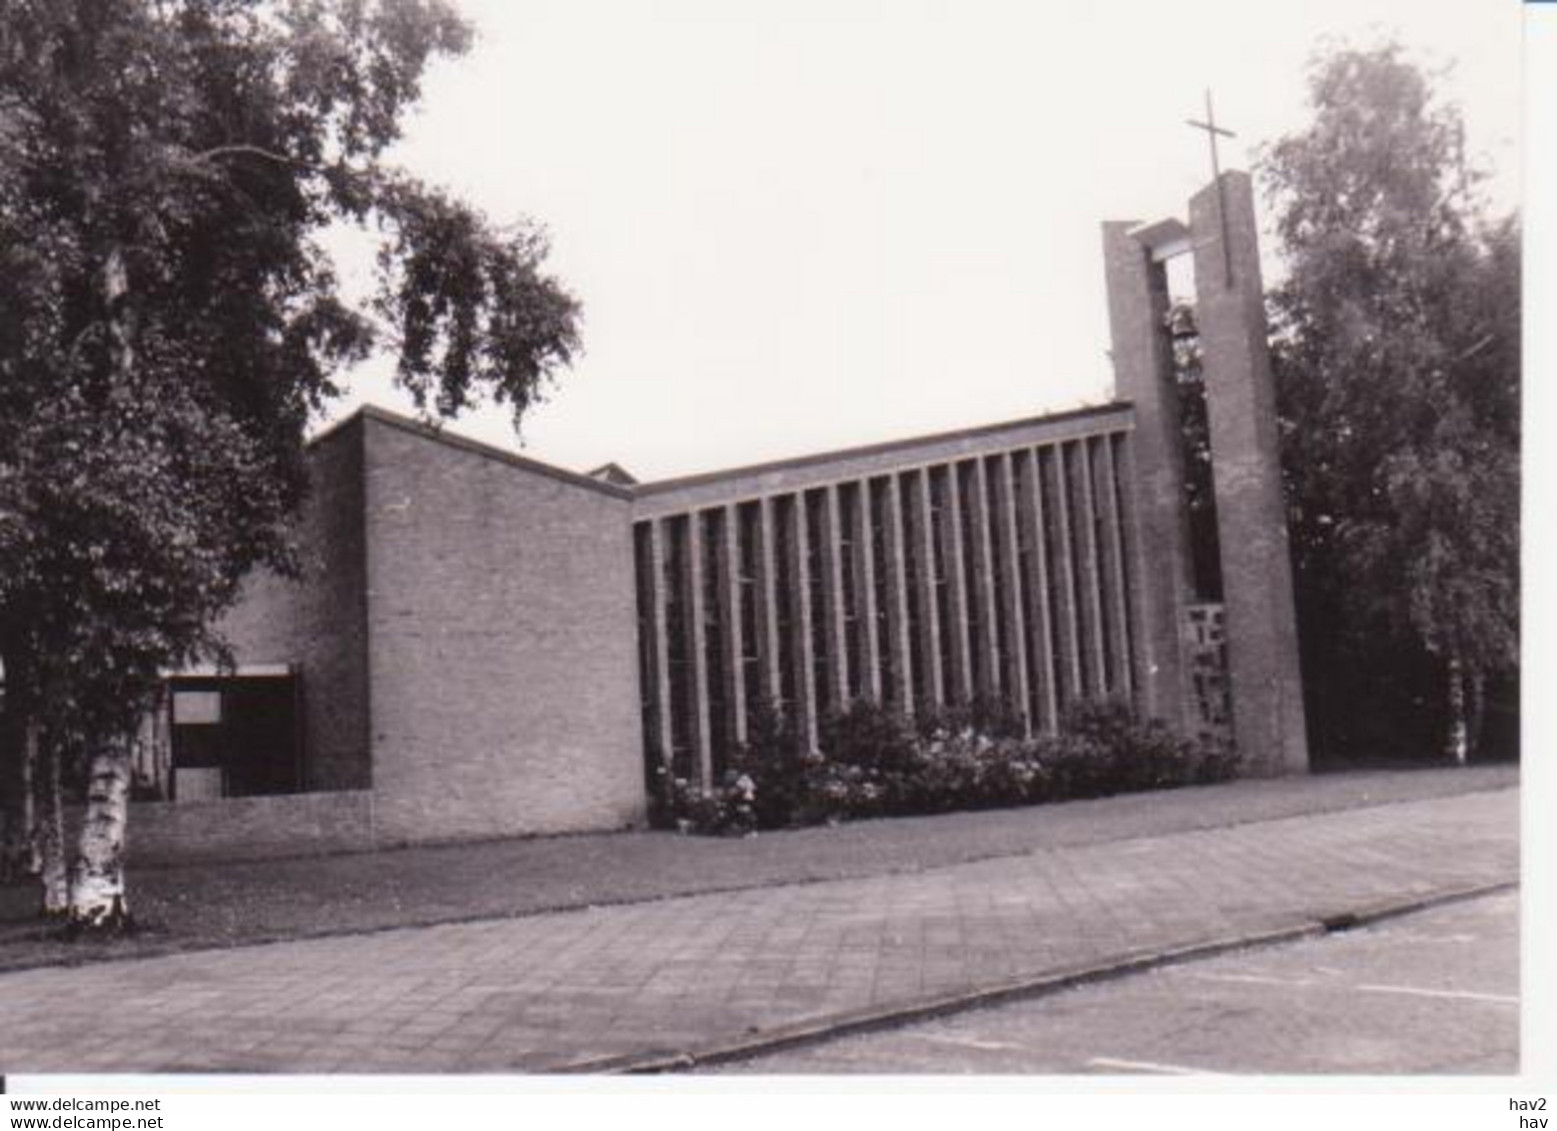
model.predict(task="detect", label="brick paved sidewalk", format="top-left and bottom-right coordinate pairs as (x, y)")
top-left (0, 786), bottom-right (1517, 1075)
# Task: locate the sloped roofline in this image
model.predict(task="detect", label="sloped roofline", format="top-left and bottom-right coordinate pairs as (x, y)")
top-left (308, 405), bottom-right (636, 501)
top-left (308, 400), bottom-right (1134, 503)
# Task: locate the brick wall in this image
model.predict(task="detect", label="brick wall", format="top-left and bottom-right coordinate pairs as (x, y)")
top-left (217, 419), bottom-right (373, 790)
top-left (360, 414), bottom-right (646, 842)
top-left (119, 791), bottom-right (375, 865)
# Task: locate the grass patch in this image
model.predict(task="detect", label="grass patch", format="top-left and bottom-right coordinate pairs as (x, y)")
top-left (0, 763), bottom-right (1517, 974)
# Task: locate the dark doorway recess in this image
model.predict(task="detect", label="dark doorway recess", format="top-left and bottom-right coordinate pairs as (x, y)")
top-left (169, 674), bottom-right (302, 799)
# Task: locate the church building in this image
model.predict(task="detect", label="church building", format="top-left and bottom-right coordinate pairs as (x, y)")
top-left (126, 171), bottom-right (1308, 863)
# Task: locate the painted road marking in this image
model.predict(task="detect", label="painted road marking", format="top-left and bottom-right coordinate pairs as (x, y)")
top-left (1353, 983), bottom-right (1519, 1005)
top-left (1169, 969), bottom-right (1515, 1005)
top-left (1171, 971), bottom-right (1314, 988)
top-left (902, 1032), bottom-right (1031, 1053)
top-left (1087, 1056), bottom-right (1223, 1076)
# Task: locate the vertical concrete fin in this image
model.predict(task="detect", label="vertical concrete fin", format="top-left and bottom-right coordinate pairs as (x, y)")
top-left (646, 521), bottom-right (675, 773)
top-left (756, 498), bottom-right (783, 708)
top-left (969, 458), bottom-right (1002, 700)
top-left (1101, 221), bottom-right (1193, 732)
top-left (1016, 448), bottom-right (1058, 732)
top-left (719, 505), bottom-right (747, 747)
top-left (1068, 439), bottom-right (1107, 698)
top-left (882, 475), bottom-right (916, 716)
top-left (1092, 435), bottom-right (1134, 699)
top-left (686, 514), bottom-right (712, 789)
top-left (824, 484), bottom-right (850, 708)
top-left (913, 470), bottom-right (945, 709)
top-left (1043, 444), bottom-right (1082, 708)
top-left (854, 481), bottom-right (883, 701)
top-left (940, 466), bottom-right (973, 703)
top-left (790, 495), bottom-right (819, 750)
top-left (993, 453), bottom-right (1031, 730)
top-left (1188, 171), bottom-right (1309, 775)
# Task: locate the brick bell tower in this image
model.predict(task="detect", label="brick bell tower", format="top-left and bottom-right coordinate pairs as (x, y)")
top-left (1102, 170), bottom-right (1310, 776)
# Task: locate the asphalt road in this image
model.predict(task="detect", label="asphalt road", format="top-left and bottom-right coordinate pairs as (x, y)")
top-left (708, 890), bottom-right (1519, 1075)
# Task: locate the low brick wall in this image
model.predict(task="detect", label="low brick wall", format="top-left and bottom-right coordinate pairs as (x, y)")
top-left (121, 790), bottom-right (375, 865)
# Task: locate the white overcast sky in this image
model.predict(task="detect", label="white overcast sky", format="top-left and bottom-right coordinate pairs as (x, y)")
top-left (325, 0), bottom-right (1522, 482)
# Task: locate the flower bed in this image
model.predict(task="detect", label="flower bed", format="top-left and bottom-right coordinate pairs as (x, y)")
top-left (653, 698), bottom-right (1239, 836)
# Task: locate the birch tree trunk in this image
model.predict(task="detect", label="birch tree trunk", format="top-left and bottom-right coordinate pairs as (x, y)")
top-left (52, 242), bottom-right (139, 931)
top-left (35, 727), bottom-right (69, 918)
top-left (69, 741), bottom-right (132, 931)
top-left (1445, 654), bottom-right (1468, 766)
top-left (104, 245), bottom-right (135, 383)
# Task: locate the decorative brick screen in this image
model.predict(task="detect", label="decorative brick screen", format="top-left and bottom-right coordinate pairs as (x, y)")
top-left (1185, 602), bottom-right (1232, 748)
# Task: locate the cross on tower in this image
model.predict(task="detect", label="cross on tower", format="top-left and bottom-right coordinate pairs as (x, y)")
top-left (1186, 90), bottom-right (1236, 287)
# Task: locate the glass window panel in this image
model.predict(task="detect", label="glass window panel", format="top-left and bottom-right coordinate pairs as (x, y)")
top-left (172, 690), bottom-right (222, 726)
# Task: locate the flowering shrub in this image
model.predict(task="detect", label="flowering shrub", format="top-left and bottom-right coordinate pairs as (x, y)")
top-left (658, 696), bottom-right (1238, 835)
top-left (731, 700), bottom-right (810, 828)
top-left (655, 769), bottom-right (759, 836)
top-left (794, 755), bottom-right (886, 825)
top-left (914, 695), bottom-right (1028, 742)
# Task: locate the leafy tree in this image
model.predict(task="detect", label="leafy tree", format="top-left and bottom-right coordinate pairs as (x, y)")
top-left (1260, 42), bottom-right (1519, 765)
top-left (0, 0), bottom-right (580, 927)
